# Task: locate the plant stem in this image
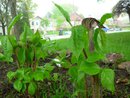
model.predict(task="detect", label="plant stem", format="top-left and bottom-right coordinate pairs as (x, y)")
top-left (83, 48), bottom-right (88, 98)
top-left (92, 75), bottom-right (101, 98)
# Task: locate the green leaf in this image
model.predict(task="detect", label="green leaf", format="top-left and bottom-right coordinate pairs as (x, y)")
top-left (68, 66), bottom-right (78, 81)
top-left (14, 80), bottom-right (23, 92)
top-left (16, 47), bottom-right (25, 66)
top-left (99, 29), bottom-right (106, 47)
top-left (79, 61), bottom-right (101, 75)
top-left (22, 83), bottom-right (26, 93)
top-left (71, 25), bottom-right (88, 60)
top-left (1, 36), bottom-right (13, 62)
top-left (94, 28), bottom-right (106, 50)
top-left (53, 2), bottom-right (72, 26)
top-left (87, 51), bottom-right (105, 62)
top-left (26, 47), bottom-right (34, 63)
top-left (100, 13), bottom-right (113, 25)
top-left (32, 71), bottom-right (44, 81)
top-left (7, 71), bottom-right (16, 80)
top-left (77, 72), bottom-right (85, 82)
top-left (101, 69), bottom-right (115, 92)
top-left (94, 28), bottom-right (100, 50)
top-left (16, 68), bottom-right (25, 79)
top-left (8, 14), bottom-right (23, 35)
top-left (23, 74), bottom-right (32, 83)
top-left (0, 53), bottom-right (5, 61)
top-left (28, 82), bottom-right (37, 95)
top-left (32, 30), bottom-right (41, 45)
top-left (35, 47), bottom-right (44, 60)
top-left (8, 35), bottom-right (17, 48)
top-left (20, 24), bottom-right (33, 42)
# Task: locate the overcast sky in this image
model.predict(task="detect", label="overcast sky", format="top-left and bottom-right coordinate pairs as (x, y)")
top-left (32, 0), bottom-right (120, 19)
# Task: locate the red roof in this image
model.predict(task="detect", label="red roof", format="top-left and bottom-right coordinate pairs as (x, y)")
top-left (70, 13), bottom-right (83, 21)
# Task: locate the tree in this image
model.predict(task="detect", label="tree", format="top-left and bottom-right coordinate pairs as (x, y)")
top-left (113, 0), bottom-right (130, 21)
top-left (0, 0), bottom-right (10, 35)
top-left (41, 18), bottom-right (50, 27)
top-left (8, 0), bottom-right (37, 39)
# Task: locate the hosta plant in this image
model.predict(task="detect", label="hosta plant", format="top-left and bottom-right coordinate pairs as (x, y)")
top-left (0, 15), bottom-right (55, 96)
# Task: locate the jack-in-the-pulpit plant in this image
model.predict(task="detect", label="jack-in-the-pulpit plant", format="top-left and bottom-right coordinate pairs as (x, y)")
top-left (54, 3), bottom-right (115, 98)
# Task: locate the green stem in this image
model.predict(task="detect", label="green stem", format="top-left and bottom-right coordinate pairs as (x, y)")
top-left (92, 75), bottom-right (101, 98)
top-left (82, 48), bottom-right (88, 98)
top-left (14, 49), bottom-right (20, 68)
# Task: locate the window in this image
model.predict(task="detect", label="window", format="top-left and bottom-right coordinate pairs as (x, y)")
top-left (36, 22), bottom-right (39, 25)
top-left (32, 21), bottom-right (34, 25)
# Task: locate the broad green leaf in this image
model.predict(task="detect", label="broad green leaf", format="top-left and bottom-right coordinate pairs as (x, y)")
top-left (100, 13), bottom-right (113, 25)
top-left (16, 47), bottom-right (25, 66)
top-left (28, 82), bottom-right (37, 95)
top-left (0, 53), bottom-right (5, 61)
top-left (7, 71), bottom-right (16, 80)
top-left (8, 35), bottom-right (17, 48)
top-left (20, 24), bottom-right (33, 42)
top-left (14, 80), bottom-right (23, 92)
top-left (35, 47), bottom-right (44, 60)
top-left (16, 68), bottom-right (25, 79)
top-left (8, 14), bottom-right (23, 35)
top-left (32, 30), bottom-right (41, 45)
top-left (94, 28), bottom-right (100, 50)
top-left (26, 47), bottom-right (34, 63)
top-left (101, 69), bottom-right (115, 92)
top-left (71, 54), bottom-right (78, 64)
top-left (1, 36), bottom-right (13, 61)
top-left (32, 71), bottom-right (44, 81)
top-left (79, 61), bottom-right (101, 75)
top-left (77, 72), bottom-right (85, 82)
top-left (94, 28), bottom-right (106, 50)
top-left (53, 2), bottom-right (72, 26)
top-left (71, 25), bottom-right (88, 60)
top-left (22, 83), bottom-right (26, 93)
top-left (23, 74), bottom-right (32, 83)
top-left (99, 29), bottom-right (106, 47)
top-left (68, 66), bottom-right (78, 81)
top-left (87, 51), bottom-right (105, 62)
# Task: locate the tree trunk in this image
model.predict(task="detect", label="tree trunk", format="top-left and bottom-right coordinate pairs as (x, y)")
top-left (9, 0), bottom-right (20, 40)
top-left (1, 22), bottom-right (6, 35)
top-left (127, 12), bottom-right (130, 23)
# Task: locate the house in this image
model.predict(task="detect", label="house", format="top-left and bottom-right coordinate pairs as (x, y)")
top-left (59, 12), bottom-right (84, 30)
top-left (30, 16), bottom-right (43, 33)
top-left (70, 12), bottom-right (83, 26)
top-left (30, 15), bottom-right (57, 34)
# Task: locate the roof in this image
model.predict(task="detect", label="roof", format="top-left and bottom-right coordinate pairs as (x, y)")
top-left (70, 12), bottom-right (83, 21)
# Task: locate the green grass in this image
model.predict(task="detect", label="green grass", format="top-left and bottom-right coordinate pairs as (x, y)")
top-left (54, 31), bottom-right (130, 61)
top-left (47, 31), bottom-right (59, 35)
top-left (104, 32), bottom-right (130, 60)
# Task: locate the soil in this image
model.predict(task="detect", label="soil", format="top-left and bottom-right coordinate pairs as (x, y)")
top-left (0, 53), bottom-right (130, 98)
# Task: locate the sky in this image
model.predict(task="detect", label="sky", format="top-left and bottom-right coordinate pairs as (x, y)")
top-left (32, 0), bottom-right (120, 19)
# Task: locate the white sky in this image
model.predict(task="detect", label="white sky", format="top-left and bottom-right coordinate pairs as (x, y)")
top-left (32, 0), bottom-right (120, 19)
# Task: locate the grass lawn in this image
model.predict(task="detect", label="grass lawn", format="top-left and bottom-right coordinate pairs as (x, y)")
top-left (54, 31), bottom-right (130, 61)
top-left (105, 32), bottom-right (130, 60)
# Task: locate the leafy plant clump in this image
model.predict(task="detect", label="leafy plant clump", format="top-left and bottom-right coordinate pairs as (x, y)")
top-left (0, 15), bottom-right (55, 96)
